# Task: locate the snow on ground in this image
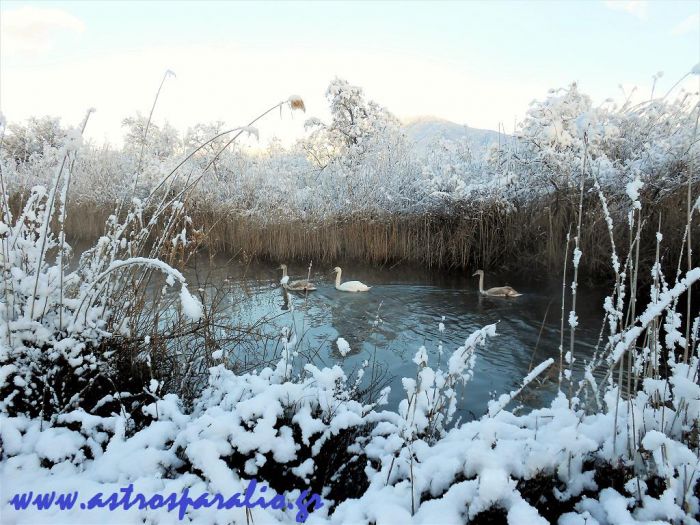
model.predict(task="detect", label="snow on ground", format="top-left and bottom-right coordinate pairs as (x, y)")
top-left (2, 325), bottom-right (698, 524)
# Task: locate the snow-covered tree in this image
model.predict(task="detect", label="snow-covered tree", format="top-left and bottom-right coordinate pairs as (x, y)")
top-left (303, 77), bottom-right (402, 169)
top-left (122, 113), bottom-right (181, 160)
top-left (1, 116), bottom-right (69, 164)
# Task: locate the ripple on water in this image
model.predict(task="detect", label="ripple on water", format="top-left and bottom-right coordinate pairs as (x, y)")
top-left (190, 261), bottom-right (609, 416)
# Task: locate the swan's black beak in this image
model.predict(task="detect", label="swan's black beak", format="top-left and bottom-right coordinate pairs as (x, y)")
top-left (472, 272), bottom-right (478, 277)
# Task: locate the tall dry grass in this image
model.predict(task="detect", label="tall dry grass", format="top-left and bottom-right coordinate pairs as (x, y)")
top-left (0, 94), bottom-right (310, 422)
top-left (41, 184), bottom-right (693, 284)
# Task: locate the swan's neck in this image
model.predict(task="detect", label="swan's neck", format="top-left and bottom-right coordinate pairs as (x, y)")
top-left (478, 272), bottom-right (485, 294)
top-left (281, 266), bottom-right (288, 278)
top-left (335, 270), bottom-right (342, 287)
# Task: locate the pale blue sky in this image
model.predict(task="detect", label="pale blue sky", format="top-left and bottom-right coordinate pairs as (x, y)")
top-left (1, 0), bottom-right (698, 145)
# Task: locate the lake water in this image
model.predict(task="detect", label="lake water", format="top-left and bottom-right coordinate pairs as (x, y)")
top-left (187, 257), bottom-right (609, 419)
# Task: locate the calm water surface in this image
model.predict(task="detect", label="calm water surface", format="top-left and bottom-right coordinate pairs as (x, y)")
top-left (188, 258), bottom-right (610, 418)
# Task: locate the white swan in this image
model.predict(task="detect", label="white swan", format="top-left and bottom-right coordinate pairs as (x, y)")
top-left (279, 264), bottom-right (317, 292)
top-left (333, 267), bottom-right (371, 292)
top-left (472, 269), bottom-right (522, 297)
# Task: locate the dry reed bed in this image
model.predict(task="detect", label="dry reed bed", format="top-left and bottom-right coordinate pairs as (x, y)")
top-left (14, 187), bottom-right (692, 280)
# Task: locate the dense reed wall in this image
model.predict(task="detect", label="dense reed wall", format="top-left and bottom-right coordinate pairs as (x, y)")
top-left (42, 186), bottom-right (693, 282)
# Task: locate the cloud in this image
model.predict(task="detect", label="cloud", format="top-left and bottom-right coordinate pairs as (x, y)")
top-left (0, 6), bottom-right (85, 56)
top-left (603, 0), bottom-right (649, 20)
top-left (671, 13), bottom-right (699, 36)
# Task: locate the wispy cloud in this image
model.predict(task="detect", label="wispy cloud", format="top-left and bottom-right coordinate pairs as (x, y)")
top-left (671, 13), bottom-right (699, 36)
top-left (603, 0), bottom-right (649, 20)
top-left (0, 6), bottom-right (85, 56)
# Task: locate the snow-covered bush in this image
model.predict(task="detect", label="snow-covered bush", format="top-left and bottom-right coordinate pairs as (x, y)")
top-left (303, 77), bottom-right (404, 169)
top-left (0, 120), bottom-right (204, 424)
top-left (0, 95), bottom-right (307, 423)
top-left (122, 113), bottom-right (181, 161)
top-left (2, 116), bottom-right (70, 165)
top-left (494, 81), bottom-right (699, 205)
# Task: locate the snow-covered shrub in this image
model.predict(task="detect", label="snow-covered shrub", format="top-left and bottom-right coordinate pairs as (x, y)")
top-left (0, 320), bottom-right (508, 523)
top-left (0, 96), bottom-right (307, 424)
top-left (494, 81), bottom-right (699, 205)
top-left (0, 128), bottom-right (204, 423)
top-left (2, 116), bottom-right (70, 165)
top-left (179, 359), bottom-right (377, 502)
top-left (303, 77), bottom-right (405, 169)
top-left (331, 351), bottom-right (698, 523)
top-left (417, 136), bottom-right (506, 206)
top-left (122, 114), bottom-right (181, 161)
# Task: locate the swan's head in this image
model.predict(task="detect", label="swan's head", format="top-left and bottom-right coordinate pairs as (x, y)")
top-left (332, 267), bottom-right (341, 273)
top-left (278, 264), bottom-right (287, 271)
top-left (472, 269), bottom-right (484, 277)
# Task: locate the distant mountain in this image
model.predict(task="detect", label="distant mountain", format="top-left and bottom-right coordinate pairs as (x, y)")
top-left (402, 117), bottom-right (504, 158)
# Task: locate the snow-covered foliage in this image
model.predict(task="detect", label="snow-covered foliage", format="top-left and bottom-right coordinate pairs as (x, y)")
top-left (1, 80), bottom-right (698, 524)
top-left (495, 82), bottom-right (699, 201)
top-left (2, 78), bottom-right (696, 226)
top-left (0, 95), bottom-right (308, 421)
top-left (122, 113), bottom-right (181, 160)
top-left (303, 77), bottom-right (404, 169)
top-left (0, 137), bottom-right (204, 423)
top-left (2, 116), bottom-right (70, 165)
